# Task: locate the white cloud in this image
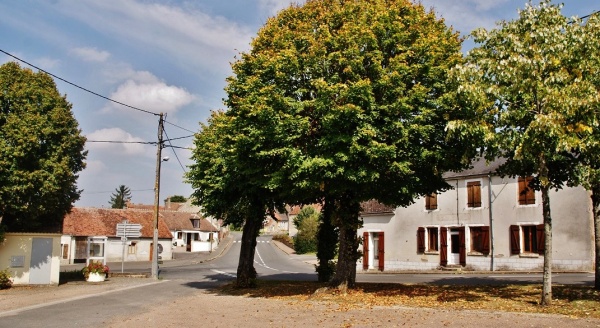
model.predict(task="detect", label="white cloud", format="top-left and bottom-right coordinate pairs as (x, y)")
top-left (108, 74), bottom-right (195, 115)
top-left (83, 159), bottom-right (107, 175)
top-left (86, 128), bottom-right (148, 156)
top-left (70, 47), bottom-right (110, 62)
top-left (421, 0), bottom-right (513, 35)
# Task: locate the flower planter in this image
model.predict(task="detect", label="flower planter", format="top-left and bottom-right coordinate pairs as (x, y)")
top-left (86, 272), bottom-right (106, 282)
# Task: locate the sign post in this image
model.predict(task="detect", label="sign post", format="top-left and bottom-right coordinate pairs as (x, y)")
top-left (116, 220), bottom-right (142, 273)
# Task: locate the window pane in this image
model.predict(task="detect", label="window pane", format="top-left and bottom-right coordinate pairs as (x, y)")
top-left (427, 227), bottom-right (438, 251)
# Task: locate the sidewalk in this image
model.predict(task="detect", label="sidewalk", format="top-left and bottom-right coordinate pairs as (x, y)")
top-left (61, 233), bottom-right (234, 274)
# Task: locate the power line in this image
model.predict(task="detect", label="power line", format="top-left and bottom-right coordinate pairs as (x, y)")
top-left (163, 126), bottom-right (188, 173)
top-left (86, 140), bottom-right (157, 145)
top-left (580, 10), bottom-right (599, 21)
top-left (0, 48), bottom-right (159, 116)
top-left (83, 188), bottom-right (155, 195)
top-left (165, 120), bottom-right (197, 134)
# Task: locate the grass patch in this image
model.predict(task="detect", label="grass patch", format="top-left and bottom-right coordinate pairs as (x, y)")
top-left (217, 280), bottom-right (600, 318)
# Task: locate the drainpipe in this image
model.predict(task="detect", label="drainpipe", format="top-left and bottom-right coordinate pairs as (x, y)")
top-left (456, 180), bottom-right (460, 225)
top-left (488, 174), bottom-right (495, 271)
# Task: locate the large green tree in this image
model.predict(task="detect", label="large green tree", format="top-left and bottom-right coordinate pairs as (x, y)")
top-left (569, 12), bottom-right (600, 291)
top-left (109, 185), bottom-right (132, 209)
top-left (187, 110), bottom-right (284, 287)
top-left (448, 1), bottom-right (598, 304)
top-left (224, 0), bottom-right (474, 290)
top-left (0, 62), bottom-right (86, 232)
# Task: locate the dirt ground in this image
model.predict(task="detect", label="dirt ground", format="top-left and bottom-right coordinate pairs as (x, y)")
top-left (3, 278), bottom-right (600, 327)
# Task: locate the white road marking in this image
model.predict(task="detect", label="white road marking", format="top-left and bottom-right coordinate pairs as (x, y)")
top-left (211, 269), bottom-right (236, 278)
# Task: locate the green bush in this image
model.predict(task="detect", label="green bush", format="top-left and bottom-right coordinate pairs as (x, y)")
top-left (293, 207), bottom-right (319, 254)
top-left (0, 268), bottom-right (12, 289)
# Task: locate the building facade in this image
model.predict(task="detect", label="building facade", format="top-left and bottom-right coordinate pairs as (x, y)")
top-left (359, 158), bottom-right (595, 272)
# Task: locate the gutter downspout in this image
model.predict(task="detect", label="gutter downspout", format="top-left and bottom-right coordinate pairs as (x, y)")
top-left (456, 180), bottom-right (460, 225)
top-left (488, 174), bottom-right (495, 271)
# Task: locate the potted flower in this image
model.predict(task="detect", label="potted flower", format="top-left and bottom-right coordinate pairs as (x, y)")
top-left (82, 260), bottom-right (109, 282)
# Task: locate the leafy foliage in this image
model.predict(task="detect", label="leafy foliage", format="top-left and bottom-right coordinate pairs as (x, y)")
top-left (293, 207), bottom-right (320, 254)
top-left (448, 1), bottom-right (600, 304)
top-left (167, 195), bottom-right (187, 203)
top-left (219, 0), bottom-right (473, 289)
top-left (109, 185), bottom-right (132, 209)
top-left (81, 261), bottom-right (109, 279)
top-left (0, 268), bottom-right (12, 289)
top-left (0, 62), bottom-right (87, 232)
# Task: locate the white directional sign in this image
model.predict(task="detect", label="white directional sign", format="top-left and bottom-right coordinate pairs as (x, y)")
top-left (116, 222), bottom-right (142, 238)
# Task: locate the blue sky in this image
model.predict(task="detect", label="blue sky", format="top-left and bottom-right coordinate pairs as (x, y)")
top-left (0, 0), bottom-right (597, 208)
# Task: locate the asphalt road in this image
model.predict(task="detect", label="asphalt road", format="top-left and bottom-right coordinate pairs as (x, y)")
top-left (0, 233), bottom-right (594, 327)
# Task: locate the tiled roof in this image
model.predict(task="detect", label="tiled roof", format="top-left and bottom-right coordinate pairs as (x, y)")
top-left (360, 200), bottom-right (395, 214)
top-left (199, 218), bottom-right (219, 232)
top-left (443, 157), bottom-right (507, 179)
top-left (160, 211), bottom-right (219, 232)
top-left (63, 208), bottom-right (172, 238)
top-left (126, 202), bottom-right (164, 211)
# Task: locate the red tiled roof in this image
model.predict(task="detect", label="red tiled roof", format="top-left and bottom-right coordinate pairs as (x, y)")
top-left (160, 211), bottom-right (219, 232)
top-left (63, 208), bottom-right (172, 238)
top-left (360, 200), bottom-right (395, 214)
top-left (199, 218), bottom-right (219, 232)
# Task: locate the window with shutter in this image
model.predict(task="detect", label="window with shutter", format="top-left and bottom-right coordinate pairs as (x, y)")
top-left (522, 225), bottom-right (537, 253)
top-left (536, 224), bottom-right (545, 255)
top-left (417, 227), bottom-right (425, 253)
top-left (425, 193), bottom-right (438, 210)
top-left (469, 226), bottom-right (490, 255)
top-left (510, 225), bottom-right (521, 255)
top-left (427, 227), bottom-right (438, 251)
top-left (518, 176), bottom-right (536, 205)
top-left (467, 181), bottom-right (482, 208)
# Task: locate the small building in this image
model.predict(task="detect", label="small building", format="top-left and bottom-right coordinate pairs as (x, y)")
top-left (162, 211), bottom-right (219, 253)
top-left (61, 207), bottom-right (173, 264)
top-left (0, 232), bottom-right (62, 285)
top-left (359, 157), bottom-right (594, 272)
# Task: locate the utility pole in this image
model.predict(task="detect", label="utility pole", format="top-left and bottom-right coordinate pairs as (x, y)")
top-left (151, 113), bottom-right (164, 279)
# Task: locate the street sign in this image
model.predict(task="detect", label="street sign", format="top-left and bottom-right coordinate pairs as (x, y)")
top-left (116, 222), bottom-right (142, 238)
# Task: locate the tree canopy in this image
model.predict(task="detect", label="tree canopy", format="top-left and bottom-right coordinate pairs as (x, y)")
top-left (448, 1), bottom-right (600, 304)
top-left (166, 195), bottom-right (187, 203)
top-left (190, 0), bottom-right (474, 288)
top-left (109, 185), bottom-right (132, 209)
top-left (0, 62), bottom-right (87, 232)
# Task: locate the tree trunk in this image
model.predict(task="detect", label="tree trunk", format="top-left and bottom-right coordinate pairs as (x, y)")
top-left (592, 185), bottom-right (600, 291)
top-left (540, 181), bottom-right (553, 306)
top-left (330, 198), bottom-right (361, 291)
top-left (236, 215), bottom-right (261, 288)
top-left (316, 199), bottom-right (338, 282)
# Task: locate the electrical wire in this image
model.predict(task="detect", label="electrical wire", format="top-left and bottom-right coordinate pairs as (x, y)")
top-left (164, 120), bottom-right (197, 134)
top-left (83, 188), bottom-right (155, 195)
top-left (162, 126), bottom-right (188, 173)
top-left (86, 140), bottom-right (157, 145)
top-left (0, 48), bottom-right (159, 116)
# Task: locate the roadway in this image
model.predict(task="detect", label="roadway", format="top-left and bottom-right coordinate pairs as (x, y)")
top-left (0, 232), bottom-right (594, 327)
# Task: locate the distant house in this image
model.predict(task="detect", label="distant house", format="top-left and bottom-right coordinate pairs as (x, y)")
top-left (161, 211), bottom-right (220, 252)
top-left (284, 204), bottom-right (322, 237)
top-left (359, 157), bottom-right (594, 272)
top-left (61, 207), bottom-right (173, 265)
